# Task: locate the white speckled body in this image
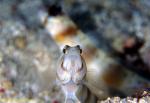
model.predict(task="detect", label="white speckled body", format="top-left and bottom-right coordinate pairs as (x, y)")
top-left (57, 45), bottom-right (87, 103)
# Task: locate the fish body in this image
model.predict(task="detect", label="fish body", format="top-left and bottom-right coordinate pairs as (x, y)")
top-left (40, 6), bottom-right (150, 100)
top-left (57, 45), bottom-right (94, 103)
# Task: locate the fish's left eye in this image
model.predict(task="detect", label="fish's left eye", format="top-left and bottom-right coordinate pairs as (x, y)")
top-left (79, 48), bottom-right (82, 54)
top-left (76, 45), bottom-right (82, 54)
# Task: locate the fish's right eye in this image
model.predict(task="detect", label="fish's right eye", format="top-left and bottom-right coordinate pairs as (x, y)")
top-left (63, 48), bottom-right (66, 54)
top-left (63, 45), bottom-right (70, 54)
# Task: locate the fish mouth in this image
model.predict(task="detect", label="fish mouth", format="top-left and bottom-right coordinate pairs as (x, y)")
top-left (62, 82), bottom-right (80, 97)
top-left (65, 98), bottom-right (75, 103)
top-left (62, 79), bottom-right (82, 86)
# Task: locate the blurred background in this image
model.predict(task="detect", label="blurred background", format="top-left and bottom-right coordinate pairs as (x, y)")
top-left (0, 0), bottom-right (150, 102)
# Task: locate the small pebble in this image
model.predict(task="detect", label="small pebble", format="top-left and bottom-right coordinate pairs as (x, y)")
top-left (14, 36), bottom-right (27, 49)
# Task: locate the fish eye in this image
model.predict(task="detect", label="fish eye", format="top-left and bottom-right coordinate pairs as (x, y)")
top-left (63, 45), bottom-right (70, 54)
top-left (76, 45), bottom-right (82, 54)
top-left (63, 48), bottom-right (66, 54)
top-left (80, 49), bottom-right (82, 54)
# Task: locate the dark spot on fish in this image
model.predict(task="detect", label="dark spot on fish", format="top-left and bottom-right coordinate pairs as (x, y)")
top-left (102, 64), bottom-right (126, 87)
top-left (116, 36), bottom-right (150, 79)
top-left (47, 5), bottom-right (63, 16)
